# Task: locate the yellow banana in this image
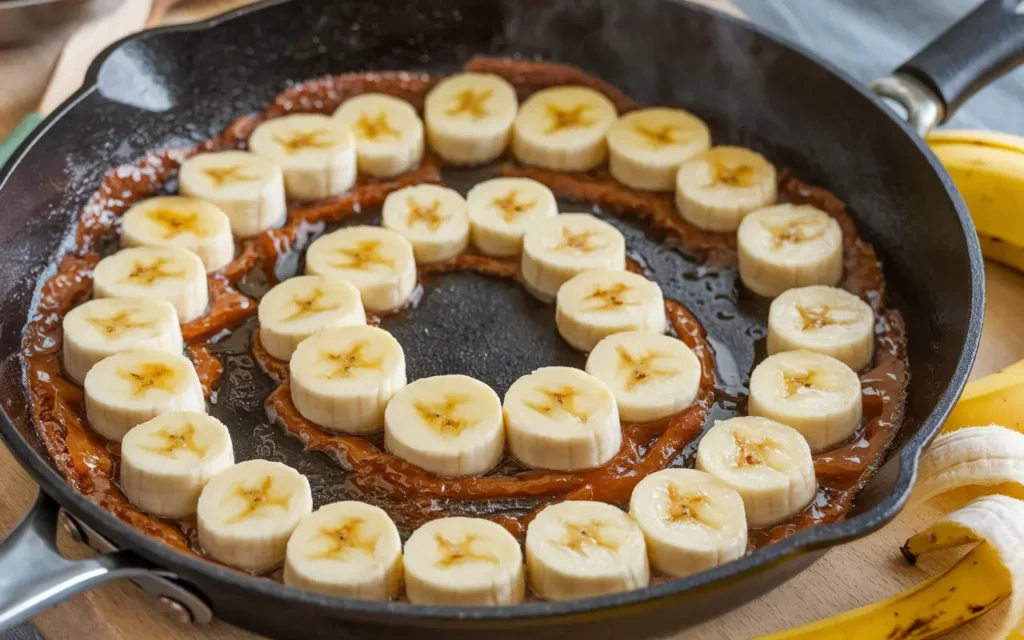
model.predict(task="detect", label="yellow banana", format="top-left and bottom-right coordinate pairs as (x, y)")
top-left (755, 495), bottom-right (1024, 640)
top-left (927, 129), bottom-right (1024, 273)
top-left (943, 358), bottom-right (1024, 433)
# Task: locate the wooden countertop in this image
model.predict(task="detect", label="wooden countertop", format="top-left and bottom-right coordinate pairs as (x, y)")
top-left (0, 0), bottom-right (1018, 638)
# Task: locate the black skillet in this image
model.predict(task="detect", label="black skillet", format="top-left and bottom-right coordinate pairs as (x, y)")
top-left (0, 0), bottom-right (1020, 637)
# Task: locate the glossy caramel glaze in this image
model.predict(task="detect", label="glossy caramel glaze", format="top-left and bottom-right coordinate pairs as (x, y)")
top-left (22, 57), bottom-right (907, 568)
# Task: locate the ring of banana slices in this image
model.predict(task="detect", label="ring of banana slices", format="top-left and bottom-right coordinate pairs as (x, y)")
top-left (51, 69), bottom-right (889, 606)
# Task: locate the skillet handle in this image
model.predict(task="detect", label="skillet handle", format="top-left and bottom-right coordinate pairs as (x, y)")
top-left (870, 0), bottom-right (1024, 136)
top-left (0, 492), bottom-right (155, 631)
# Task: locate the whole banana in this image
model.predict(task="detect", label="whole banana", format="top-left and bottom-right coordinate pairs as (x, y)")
top-left (928, 130), bottom-right (1024, 272)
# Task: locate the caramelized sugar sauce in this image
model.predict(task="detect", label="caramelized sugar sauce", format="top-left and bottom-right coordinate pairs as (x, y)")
top-left (22, 58), bottom-right (907, 568)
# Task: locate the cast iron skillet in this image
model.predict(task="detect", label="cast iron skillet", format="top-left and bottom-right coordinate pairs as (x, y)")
top-left (0, 0), bottom-right (1020, 637)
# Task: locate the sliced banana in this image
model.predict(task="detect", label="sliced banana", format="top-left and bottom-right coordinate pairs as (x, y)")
top-left (767, 285), bottom-right (875, 371)
top-left (403, 517), bottom-right (525, 606)
top-left (503, 366), bottom-right (621, 471)
top-left (248, 113), bottom-right (357, 201)
top-left (606, 107), bottom-right (711, 192)
top-left (119, 411), bottom-right (234, 518)
top-left (521, 213), bottom-right (626, 302)
top-left (83, 350), bottom-right (205, 442)
top-left (555, 269), bottom-right (666, 352)
top-left (737, 203), bottom-right (843, 297)
top-left (304, 225), bottom-right (417, 313)
top-left (284, 501), bottom-right (403, 601)
top-left (424, 72), bottom-right (518, 165)
top-left (381, 184), bottom-right (470, 263)
top-left (525, 500), bottom-right (649, 602)
top-left (62, 298), bottom-right (182, 385)
top-left (120, 196), bottom-right (235, 273)
top-left (92, 246), bottom-right (208, 323)
top-left (674, 146), bottom-right (777, 231)
top-left (512, 86), bottom-right (618, 171)
top-left (384, 374), bottom-right (504, 477)
top-left (258, 275), bottom-right (366, 361)
top-left (466, 177), bottom-right (558, 257)
top-left (585, 331), bottom-right (702, 423)
top-left (197, 459), bottom-right (313, 572)
top-left (332, 93), bottom-right (424, 178)
top-left (695, 416), bottom-right (817, 528)
top-left (178, 150), bottom-right (287, 237)
top-left (749, 349), bottom-right (862, 452)
top-left (628, 468), bottom-right (747, 578)
top-left (289, 325), bottom-right (406, 434)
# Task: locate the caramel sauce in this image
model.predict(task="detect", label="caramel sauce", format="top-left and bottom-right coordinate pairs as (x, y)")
top-left (22, 58), bottom-right (908, 568)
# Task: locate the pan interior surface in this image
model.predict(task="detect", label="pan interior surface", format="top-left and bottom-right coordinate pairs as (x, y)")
top-left (0, 0), bottom-right (981, 633)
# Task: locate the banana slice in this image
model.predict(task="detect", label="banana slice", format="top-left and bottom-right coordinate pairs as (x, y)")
top-left (332, 93), bottom-right (424, 178)
top-left (585, 331), bottom-right (702, 423)
top-left (606, 107), bottom-right (711, 191)
top-left (403, 517), bottom-right (525, 606)
top-left (628, 468), bottom-right (747, 578)
top-left (248, 113), bottom-right (357, 201)
top-left (512, 86), bottom-right (618, 171)
top-left (381, 184), bottom-right (470, 263)
top-left (284, 501), bottom-right (403, 601)
top-left (767, 285), bottom-right (875, 371)
top-left (384, 374), bottom-right (504, 477)
top-left (83, 350), bottom-right (205, 442)
top-left (120, 196), bottom-right (235, 273)
top-left (503, 366), bottom-right (621, 471)
top-left (258, 275), bottom-right (366, 361)
top-left (695, 416), bottom-right (817, 528)
top-left (304, 225), bottom-right (417, 313)
top-left (466, 177), bottom-right (558, 257)
top-left (62, 298), bottom-right (182, 385)
top-left (424, 72), bottom-right (518, 165)
top-left (748, 349), bottom-right (862, 452)
top-left (737, 203), bottom-right (844, 297)
top-left (197, 459), bottom-right (313, 572)
top-left (521, 213), bottom-right (626, 302)
top-left (92, 246), bottom-right (208, 323)
top-left (525, 500), bottom-right (649, 601)
top-left (178, 150), bottom-right (287, 237)
top-left (555, 269), bottom-right (666, 352)
top-left (119, 411), bottom-right (234, 518)
top-left (674, 146), bottom-right (777, 231)
top-left (289, 325), bottom-right (406, 434)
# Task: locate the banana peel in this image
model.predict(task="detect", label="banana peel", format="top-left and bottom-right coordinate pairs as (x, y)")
top-left (927, 129), bottom-right (1024, 272)
top-left (944, 359), bottom-right (1024, 434)
top-left (755, 495), bottom-right (1024, 640)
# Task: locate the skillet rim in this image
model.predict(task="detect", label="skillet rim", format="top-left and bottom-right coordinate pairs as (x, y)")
top-left (0, 0), bottom-right (985, 622)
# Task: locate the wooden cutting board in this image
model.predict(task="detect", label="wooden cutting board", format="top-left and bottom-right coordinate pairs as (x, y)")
top-left (0, 0), bottom-right (1017, 637)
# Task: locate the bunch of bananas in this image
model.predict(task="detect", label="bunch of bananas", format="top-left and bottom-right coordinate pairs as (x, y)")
top-left (928, 130), bottom-right (1024, 271)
